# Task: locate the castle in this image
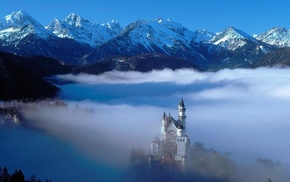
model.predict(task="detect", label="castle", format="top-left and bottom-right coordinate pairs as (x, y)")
top-left (149, 99), bottom-right (190, 171)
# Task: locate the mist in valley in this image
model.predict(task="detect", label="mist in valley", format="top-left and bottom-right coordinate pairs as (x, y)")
top-left (1, 68), bottom-right (290, 181)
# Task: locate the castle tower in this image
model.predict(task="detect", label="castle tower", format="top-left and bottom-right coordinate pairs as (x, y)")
top-left (161, 112), bottom-right (166, 139)
top-left (149, 99), bottom-right (190, 172)
top-left (178, 98), bottom-right (186, 128)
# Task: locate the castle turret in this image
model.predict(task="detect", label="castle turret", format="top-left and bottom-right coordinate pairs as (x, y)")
top-left (178, 98), bottom-right (186, 128)
top-left (161, 112), bottom-right (167, 140)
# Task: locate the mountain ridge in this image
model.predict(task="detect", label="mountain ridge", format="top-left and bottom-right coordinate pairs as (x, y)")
top-left (2, 10), bottom-right (290, 101)
top-left (0, 10), bottom-right (94, 65)
top-left (2, 10), bottom-right (290, 49)
top-left (0, 10), bottom-right (290, 71)
top-left (46, 13), bottom-right (122, 47)
top-left (254, 27), bottom-right (290, 48)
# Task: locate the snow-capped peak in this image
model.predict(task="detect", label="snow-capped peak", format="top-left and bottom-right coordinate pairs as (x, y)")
top-left (156, 17), bottom-right (164, 24)
top-left (46, 14), bottom-right (122, 47)
top-left (0, 10), bottom-right (51, 39)
top-left (151, 18), bottom-right (187, 33)
top-left (64, 13), bottom-right (91, 27)
top-left (254, 27), bottom-right (290, 47)
top-left (103, 20), bottom-right (122, 32)
top-left (0, 10), bottom-right (42, 29)
top-left (153, 17), bottom-right (173, 24)
top-left (210, 27), bottom-right (257, 50)
top-left (215, 27), bottom-right (254, 41)
top-left (118, 18), bottom-right (196, 55)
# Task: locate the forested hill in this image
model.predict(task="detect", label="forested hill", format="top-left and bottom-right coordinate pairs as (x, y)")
top-left (0, 51), bottom-right (59, 101)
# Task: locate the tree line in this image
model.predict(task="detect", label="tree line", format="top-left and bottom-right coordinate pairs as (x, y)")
top-left (0, 166), bottom-right (51, 182)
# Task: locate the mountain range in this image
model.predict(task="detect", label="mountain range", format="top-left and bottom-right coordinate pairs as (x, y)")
top-left (1, 10), bottom-right (290, 72)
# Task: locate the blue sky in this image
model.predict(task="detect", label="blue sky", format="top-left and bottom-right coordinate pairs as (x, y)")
top-left (0, 0), bottom-right (289, 34)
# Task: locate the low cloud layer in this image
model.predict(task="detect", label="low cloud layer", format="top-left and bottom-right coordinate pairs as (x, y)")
top-left (22, 102), bottom-right (163, 168)
top-left (56, 68), bottom-right (208, 85)
top-left (10, 68), bottom-right (290, 181)
top-left (58, 68), bottom-right (290, 99)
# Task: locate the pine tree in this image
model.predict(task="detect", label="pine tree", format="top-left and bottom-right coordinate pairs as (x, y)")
top-left (0, 166), bottom-right (2, 182)
top-left (2, 167), bottom-right (10, 182)
top-left (28, 175), bottom-right (37, 182)
top-left (9, 170), bottom-right (25, 182)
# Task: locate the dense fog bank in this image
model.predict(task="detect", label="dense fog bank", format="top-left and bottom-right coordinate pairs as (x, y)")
top-left (2, 68), bottom-right (290, 181)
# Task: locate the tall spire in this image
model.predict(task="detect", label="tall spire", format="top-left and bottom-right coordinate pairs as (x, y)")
top-left (162, 112), bottom-right (166, 119)
top-left (179, 98), bottom-right (185, 107)
top-left (178, 98), bottom-right (186, 127)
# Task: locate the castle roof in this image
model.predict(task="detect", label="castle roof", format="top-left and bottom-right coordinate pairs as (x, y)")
top-left (163, 113), bottom-right (184, 130)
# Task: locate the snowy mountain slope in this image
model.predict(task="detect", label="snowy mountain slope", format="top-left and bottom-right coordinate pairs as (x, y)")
top-left (82, 18), bottom-right (208, 67)
top-left (0, 10), bottom-right (93, 64)
top-left (195, 27), bottom-right (278, 69)
top-left (46, 13), bottom-right (122, 47)
top-left (0, 10), bottom-right (52, 43)
top-left (209, 27), bottom-right (258, 51)
top-left (0, 10), bottom-right (288, 70)
top-left (192, 29), bottom-right (216, 43)
top-left (110, 18), bottom-right (195, 53)
top-left (0, 10), bottom-right (46, 32)
top-left (254, 27), bottom-right (290, 48)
